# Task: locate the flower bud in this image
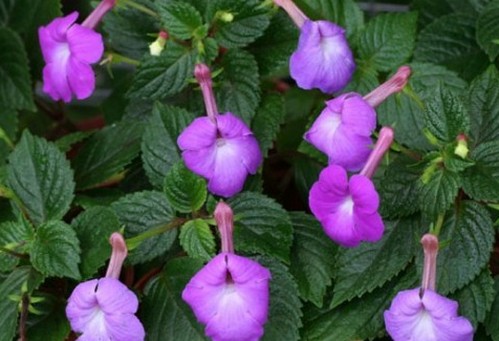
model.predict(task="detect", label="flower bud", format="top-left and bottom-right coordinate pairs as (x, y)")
top-left (454, 134), bottom-right (469, 159)
top-left (149, 31), bottom-right (168, 56)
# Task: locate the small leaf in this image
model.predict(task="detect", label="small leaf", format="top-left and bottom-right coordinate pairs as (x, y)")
top-left (217, 49), bottom-right (260, 124)
top-left (289, 212), bottom-right (337, 308)
top-left (72, 120), bottom-right (144, 190)
top-left (112, 191), bottom-right (177, 264)
top-left (128, 42), bottom-right (196, 100)
top-left (357, 12), bottom-right (417, 72)
top-left (485, 277), bottom-right (499, 340)
top-left (141, 102), bottom-right (195, 188)
top-left (164, 162), bottom-right (207, 213)
top-left (71, 207), bottom-right (122, 279)
top-left (0, 219), bottom-right (34, 272)
top-left (251, 94), bottom-right (285, 157)
top-left (206, 0), bottom-right (270, 48)
top-left (157, 1), bottom-right (203, 39)
top-left (229, 192), bottom-right (292, 262)
top-left (462, 141), bottom-right (499, 201)
top-left (141, 257), bottom-right (206, 341)
top-left (31, 221), bottom-right (81, 279)
top-left (419, 169), bottom-right (460, 219)
top-left (8, 131), bottom-right (75, 225)
top-left (179, 219), bottom-right (215, 262)
top-left (476, 0), bottom-right (499, 61)
top-left (331, 217), bottom-right (421, 308)
top-left (54, 131), bottom-right (92, 153)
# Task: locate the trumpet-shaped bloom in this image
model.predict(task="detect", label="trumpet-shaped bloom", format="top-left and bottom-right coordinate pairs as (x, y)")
top-left (38, 12), bottom-right (103, 102)
top-left (182, 253), bottom-right (271, 341)
top-left (304, 93), bottom-right (376, 171)
top-left (290, 20), bottom-right (355, 94)
top-left (66, 278), bottom-right (145, 341)
top-left (384, 288), bottom-right (473, 341)
top-left (177, 113), bottom-right (262, 198)
top-left (309, 165), bottom-right (383, 247)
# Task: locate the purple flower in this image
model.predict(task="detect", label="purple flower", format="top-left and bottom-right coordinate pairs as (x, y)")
top-left (304, 93), bottom-right (376, 171)
top-left (66, 277), bottom-right (145, 340)
top-left (384, 288), bottom-right (474, 341)
top-left (290, 20), bottom-right (355, 93)
top-left (38, 12), bottom-right (103, 102)
top-left (178, 113), bottom-right (262, 198)
top-left (309, 164), bottom-right (383, 247)
top-left (182, 253), bottom-right (271, 341)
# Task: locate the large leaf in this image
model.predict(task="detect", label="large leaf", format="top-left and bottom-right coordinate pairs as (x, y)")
top-left (0, 107), bottom-right (17, 165)
top-left (485, 277), bottom-right (499, 340)
top-left (331, 217), bottom-right (421, 308)
top-left (419, 169), bottom-right (460, 219)
top-left (228, 192), bottom-right (292, 262)
top-left (141, 257), bottom-right (206, 341)
top-left (0, 218), bottom-right (34, 272)
top-left (164, 162), bottom-right (207, 213)
top-left (205, 0), bottom-right (270, 48)
top-left (112, 191), bottom-right (177, 264)
top-left (8, 131), bottom-right (75, 225)
top-left (289, 212), bottom-right (337, 308)
top-left (31, 221), bottom-right (81, 279)
top-left (128, 42), bottom-right (196, 100)
top-left (414, 13), bottom-right (488, 80)
top-left (468, 65), bottom-right (499, 146)
top-left (411, 0), bottom-right (487, 26)
top-left (251, 94), bottom-right (285, 157)
top-left (71, 207), bottom-right (122, 279)
top-left (462, 141), bottom-right (499, 201)
top-left (72, 120), bottom-right (144, 190)
top-left (357, 12), bottom-right (417, 72)
top-left (476, 0), bottom-right (499, 61)
top-left (0, 27), bottom-right (34, 111)
top-left (179, 219), bottom-right (215, 262)
top-left (217, 49), bottom-right (260, 124)
top-left (157, 1), bottom-right (203, 39)
top-left (141, 102), bottom-right (195, 188)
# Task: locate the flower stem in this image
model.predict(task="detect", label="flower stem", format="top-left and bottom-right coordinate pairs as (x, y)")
top-left (118, 0), bottom-right (159, 18)
top-left (125, 218), bottom-right (186, 251)
top-left (359, 127), bottom-right (394, 178)
top-left (363, 66), bottom-right (412, 108)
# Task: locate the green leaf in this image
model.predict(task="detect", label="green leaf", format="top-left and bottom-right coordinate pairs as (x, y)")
top-left (228, 192), bottom-right (293, 262)
top-left (142, 103), bottom-right (195, 188)
top-left (0, 218), bottom-right (34, 272)
top-left (414, 13), bottom-right (489, 80)
top-left (411, 0), bottom-right (486, 26)
top-left (257, 257), bottom-right (302, 341)
top-left (179, 219), bottom-right (215, 261)
top-left (252, 94), bottom-right (285, 157)
top-left (7, 131), bottom-right (75, 226)
top-left (250, 12), bottom-right (298, 76)
top-left (164, 162), bottom-right (207, 213)
top-left (206, 0), bottom-right (270, 48)
top-left (462, 141), bottom-right (499, 201)
top-left (378, 156), bottom-right (422, 219)
top-left (423, 201), bottom-right (495, 294)
top-left (303, 268), bottom-right (418, 341)
top-left (342, 60), bottom-right (379, 94)
top-left (357, 12), bottom-right (417, 72)
top-left (157, 1), bottom-right (203, 39)
top-left (485, 277), bottom-right (499, 340)
top-left (27, 300), bottom-right (70, 341)
top-left (468, 65), bottom-right (499, 145)
top-left (450, 269), bottom-right (495, 328)
top-left (378, 62), bottom-right (467, 151)
top-left (331, 217), bottom-right (421, 308)
top-left (0, 27), bottom-right (35, 111)
top-left (128, 42), bottom-right (196, 100)
top-left (112, 191), bottom-right (177, 264)
top-left (289, 212), bottom-right (337, 308)
top-left (292, 156), bottom-right (323, 204)
top-left (71, 207), bottom-right (122, 279)
top-left (31, 221), bottom-right (81, 279)
top-left (217, 49), bottom-right (260, 124)
top-left (54, 131), bottom-right (92, 153)
top-left (419, 169), bottom-right (460, 219)
top-left (72, 120), bottom-right (144, 190)
top-left (141, 257), bottom-right (206, 341)
top-left (477, 0), bottom-right (499, 61)
top-left (424, 85), bottom-right (470, 142)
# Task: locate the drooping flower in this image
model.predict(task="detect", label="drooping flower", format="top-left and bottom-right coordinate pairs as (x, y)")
top-left (304, 66), bottom-right (411, 171)
top-left (384, 234), bottom-right (473, 341)
top-left (182, 202), bottom-right (271, 341)
top-left (38, 0), bottom-right (116, 102)
top-left (274, 0), bottom-right (354, 93)
top-left (177, 64), bottom-right (262, 198)
top-left (66, 233), bottom-right (145, 341)
top-left (309, 127), bottom-right (393, 247)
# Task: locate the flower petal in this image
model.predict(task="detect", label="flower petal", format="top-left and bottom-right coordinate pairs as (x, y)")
top-left (309, 165), bottom-right (349, 222)
top-left (177, 116), bottom-right (217, 151)
top-left (304, 105), bottom-right (343, 158)
top-left (349, 175), bottom-right (379, 214)
top-left (354, 211), bottom-right (384, 243)
top-left (105, 313), bottom-right (146, 341)
top-left (42, 61), bottom-right (72, 102)
top-left (95, 278), bottom-right (139, 315)
top-left (67, 24), bottom-right (104, 64)
top-left (334, 93), bottom-right (376, 136)
top-left (217, 113), bottom-right (254, 138)
top-left (330, 127), bottom-right (372, 171)
top-left (67, 57), bottom-right (96, 100)
top-left (322, 206), bottom-right (360, 247)
top-left (66, 279), bottom-right (99, 333)
top-left (44, 12), bottom-right (79, 42)
top-left (182, 147), bottom-right (217, 179)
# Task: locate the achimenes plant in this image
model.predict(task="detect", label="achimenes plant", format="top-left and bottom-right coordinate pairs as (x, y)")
top-left (0, 0), bottom-right (498, 340)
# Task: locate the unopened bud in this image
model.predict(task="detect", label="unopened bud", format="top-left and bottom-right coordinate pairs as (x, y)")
top-left (149, 31), bottom-right (168, 56)
top-left (216, 11), bottom-right (234, 23)
top-left (454, 134), bottom-right (469, 159)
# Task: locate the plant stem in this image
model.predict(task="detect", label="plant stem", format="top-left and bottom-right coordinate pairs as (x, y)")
top-left (126, 218), bottom-right (187, 250)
